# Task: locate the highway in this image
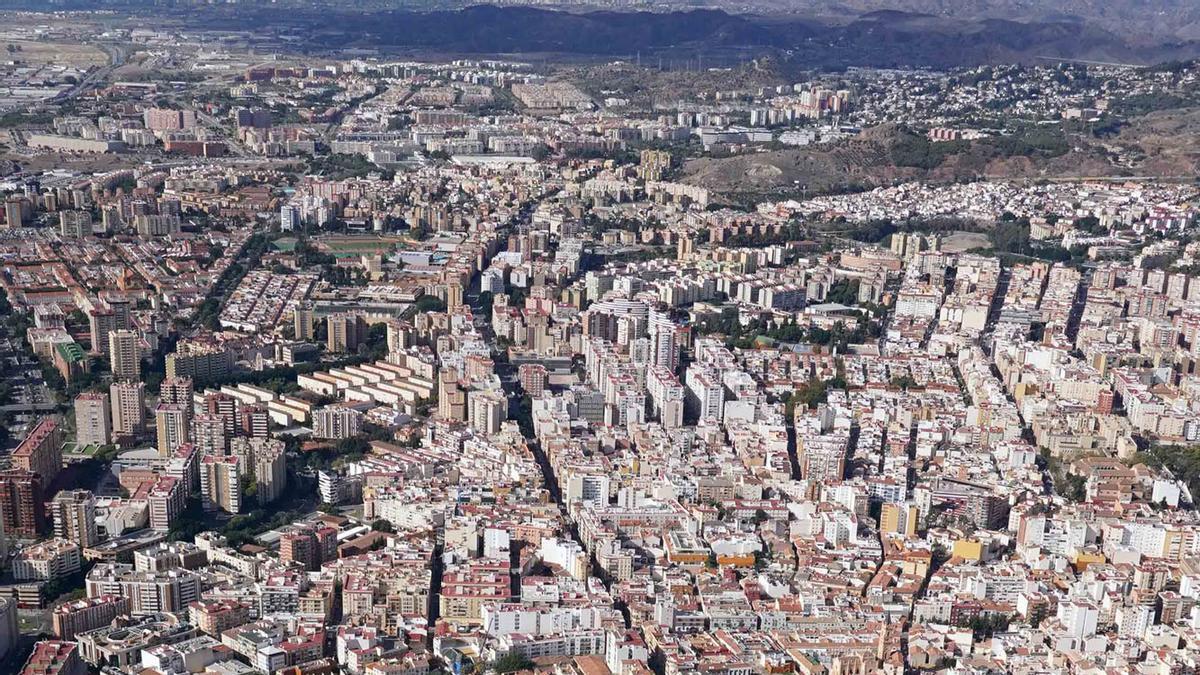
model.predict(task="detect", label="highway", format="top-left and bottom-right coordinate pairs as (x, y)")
top-left (1033, 56), bottom-right (1145, 69)
top-left (195, 109), bottom-right (254, 158)
top-left (53, 42), bottom-right (130, 103)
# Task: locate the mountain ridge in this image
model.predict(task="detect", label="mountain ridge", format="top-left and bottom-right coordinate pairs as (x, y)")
top-left (154, 4), bottom-right (1200, 67)
top-left (4, 2), bottom-right (1200, 67)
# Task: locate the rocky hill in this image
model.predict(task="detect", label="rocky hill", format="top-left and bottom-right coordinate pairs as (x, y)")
top-left (680, 125), bottom-right (1134, 204)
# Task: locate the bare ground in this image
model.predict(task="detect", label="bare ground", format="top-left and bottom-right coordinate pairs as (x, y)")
top-left (681, 123), bottom-right (1182, 201)
top-left (0, 40), bottom-right (107, 68)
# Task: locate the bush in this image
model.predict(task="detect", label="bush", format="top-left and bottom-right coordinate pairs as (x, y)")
top-left (889, 133), bottom-right (965, 169)
top-left (826, 279), bottom-right (860, 306)
top-left (991, 220), bottom-right (1031, 255)
top-left (985, 128), bottom-right (1069, 159)
top-left (491, 652), bottom-right (536, 673)
top-left (414, 295), bottom-right (447, 313)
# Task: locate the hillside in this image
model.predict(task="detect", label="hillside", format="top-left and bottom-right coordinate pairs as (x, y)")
top-left (680, 126), bottom-right (1128, 203)
top-left (1103, 107), bottom-right (1200, 177)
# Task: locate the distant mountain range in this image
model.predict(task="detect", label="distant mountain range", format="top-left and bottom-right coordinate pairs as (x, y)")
top-left (780, 0), bottom-right (1200, 44)
top-left (7, 2), bottom-right (1200, 67)
top-left (180, 4), bottom-right (1200, 68)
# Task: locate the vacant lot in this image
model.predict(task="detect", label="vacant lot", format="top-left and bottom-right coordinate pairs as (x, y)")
top-left (0, 39), bottom-right (107, 68)
top-left (5, 151), bottom-right (142, 174)
top-left (941, 231), bottom-right (991, 253)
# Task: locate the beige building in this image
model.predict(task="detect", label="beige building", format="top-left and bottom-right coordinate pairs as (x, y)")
top-left (159, 376), bottom-right (194, 407)
top-left (438, 369), bottom-right (467, 421)
top-left (190, 413), bottom-right (227, 457)
top-left (326, 312), bottom-right (365, 353)
top-left (109, 381), bottom-right (146, 438)
top-left (12, 537), bottom-right (82, 581)
top-left (231, 437), bottom-right (286, 505)
top-left (468, 389), bottom-right (506, 435)
top-left (155, 404), bottom-right (190, 457)
top-left (200, 455), bottom-right (241, 513)
top-left (74, 392), bottom-right (111, 448)
top-left (293, 306), bottom-right (314, 341)
top-left (108, 329), bottom-right (141, 381)
top-left (166, 341), bottom-right (234, 382)
top-left (50, 490), bottom-right (98, 549)
top-left (53, 595), bottom-right (131, 641)
top-left (147, 476), bottom-right (186, 533)
top-left (312, 405), bottom-right (363, 440)
top-left (189, 599), bottom-right (250, 637)
top-left (84, 564), bottom-right (202, 614)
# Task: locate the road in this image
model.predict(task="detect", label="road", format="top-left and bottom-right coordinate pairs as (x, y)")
top-left (1033, 56), bottom-right (1145, 69)
top-left (0, 402), bottom-right (57, 414)
top-left (483, 194), bottom-right (616, 589)
top-left (195, 109), bottom-right (254, 158)
top-left (53, 42), bottom-right (129, 103)
top-left (144, 157), bottom-right (301, 170)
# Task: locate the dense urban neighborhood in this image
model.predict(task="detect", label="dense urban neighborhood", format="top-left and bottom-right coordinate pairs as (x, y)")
top-left (1, 6), bottom-right (1200, 675)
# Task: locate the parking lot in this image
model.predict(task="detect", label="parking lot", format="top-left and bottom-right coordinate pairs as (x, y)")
top-left (0, 335), bottom-right (57, 458)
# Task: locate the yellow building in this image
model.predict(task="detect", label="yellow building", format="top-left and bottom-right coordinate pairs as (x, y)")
top-left (952, 539), bottom-right (983, 562)
top-left (880, 503), bottom-right (919, 537)
top-left (1073, 550), bottom-right (1106, 571)
top-left (715, 553), bottom-right (756, 568)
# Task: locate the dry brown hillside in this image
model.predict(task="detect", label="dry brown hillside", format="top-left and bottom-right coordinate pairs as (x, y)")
top-left (680, 123), bottom-right (1185, 202)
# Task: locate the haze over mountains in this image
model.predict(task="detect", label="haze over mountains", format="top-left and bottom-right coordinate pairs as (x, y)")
top-left (177, 4), bottom-right (1200, 68)
top-left (6, 0), bottom-right (1200, 67)
top-left (766, 0), bottom-right (1200, 43)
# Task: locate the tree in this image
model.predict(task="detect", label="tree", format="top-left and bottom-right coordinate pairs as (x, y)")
top-left (335, 436), bottom-right (369, 456)
top-left (960, 614), bottom-right (1012, 640)
top-left (991, 219), bottom-right (1032, 255)
top-left (825, 279), bottom-right (860, 306)
top-left (514, 394), bottom-right (534, 438)
top-left (786, 379), bottom-right (829, 417)
top-left (1135, 444), bottom-right (1200, 503)
top-left (1060, 474), bottom-right (1087, 502)
top-left (414, 295), bottom-right (446, 314)
top-left (41, 561), bottom-right (93, 603)
top-left (477, 291), bottom-right (494, 315)
top-left (241, 475), bottom-right (259, 509)
top-left (371, 519), bottom-right (394, 533)
top-left (1074, 215), bottom-right (1104, 235)
top-left (490, 652), bottom-right (535, 674)
top-left (205, 244), bottom-right (226, 267)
